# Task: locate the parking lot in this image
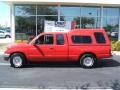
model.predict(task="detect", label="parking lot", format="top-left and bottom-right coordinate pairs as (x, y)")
top-left (0, 54), bottom-right (120, 89)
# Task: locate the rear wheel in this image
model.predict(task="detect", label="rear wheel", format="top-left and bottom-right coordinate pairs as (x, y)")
top-left (80, 54), bottom-right (96, 68)
top-left (10, 53), bottom-right (26, 68)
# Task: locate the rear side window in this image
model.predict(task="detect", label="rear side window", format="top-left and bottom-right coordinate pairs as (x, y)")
top-left (94, 32), bottom-right (106, 43)
top-left (72, 36), bottom-right (92, 44)
top-left (56, 34), bottom-right (64, 45)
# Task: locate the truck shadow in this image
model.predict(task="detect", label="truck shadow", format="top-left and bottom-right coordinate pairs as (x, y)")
top-left (26, 62), bottom-right (78, 68)
top-left (25, 59), bottom-right (120, 68)
top-left (95, 59), bottom-right (120, 68)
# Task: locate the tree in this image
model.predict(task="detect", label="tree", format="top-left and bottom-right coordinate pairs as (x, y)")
top-left (73, 17), bottom-right (95, 28)
top-left (18, 5), bottom-right (58, 15)
top-left (104, 24), bottom-right (119, 38)
top-left (81, 17), bottom-right (95, 28)
top-left (15, 5), bottom-right (58, 35)
top-left (15, 5), bottom-right (59, 40)
top-left (104, 25), bottom-right (113, 33)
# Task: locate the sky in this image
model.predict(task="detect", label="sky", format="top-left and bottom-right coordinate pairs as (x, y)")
top-left (0, 2), bottom-right (10, 27)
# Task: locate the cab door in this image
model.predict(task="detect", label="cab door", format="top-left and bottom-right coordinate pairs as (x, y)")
top-left (54, 34), bottom-right (68, 61)
top-left (29, 34), bottom-right (55, 61)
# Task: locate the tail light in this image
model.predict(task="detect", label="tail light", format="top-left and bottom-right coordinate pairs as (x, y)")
top-left (109, 47), bottom-right (112, 56)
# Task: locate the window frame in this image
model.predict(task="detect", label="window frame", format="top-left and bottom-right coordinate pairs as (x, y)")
top-left (71, 35), bottom-right (92, 44)
top-left (36, 34), bottom-right (54, 45)
top-left (94, 32), bottom-right (106, 44)
top-left (56, 34), bottom-right (65, 45)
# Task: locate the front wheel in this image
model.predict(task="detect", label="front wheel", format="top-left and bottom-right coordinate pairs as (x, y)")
top-left (10, 53), bottom-right (26, 68)
top-left (80, 54), bottom-right (96, 68)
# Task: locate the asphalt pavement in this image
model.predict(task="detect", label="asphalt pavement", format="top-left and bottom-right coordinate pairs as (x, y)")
top-left (0, 54), bottom-right (120, 89)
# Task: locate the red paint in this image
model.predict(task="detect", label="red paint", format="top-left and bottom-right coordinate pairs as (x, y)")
top-left (5, 29), bottom-right (111, 62)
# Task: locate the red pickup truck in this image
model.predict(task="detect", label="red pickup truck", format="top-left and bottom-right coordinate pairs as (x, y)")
top-left (4, 29), bottom-right (111, 68)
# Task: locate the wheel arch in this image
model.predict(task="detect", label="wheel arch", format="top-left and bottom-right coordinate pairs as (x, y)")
top-left (9, 52), bottom-right (27, 61)
top-left (78, 52), bottom-right (97, 61)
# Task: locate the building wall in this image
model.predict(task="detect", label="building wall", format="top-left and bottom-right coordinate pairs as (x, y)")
top-left (3, 0), bottom-right (120, 6)
top-left (10, 3), bottom-right (120, 42)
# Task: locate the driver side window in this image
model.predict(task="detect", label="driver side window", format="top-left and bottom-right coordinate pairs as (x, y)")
top-left (36, 35), bottom-right (44, 44)
top-left (36, 34), bottom-right (53, 45)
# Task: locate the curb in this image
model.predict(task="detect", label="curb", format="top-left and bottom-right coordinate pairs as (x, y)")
top-left (112, 51), bottom-right (120, 56)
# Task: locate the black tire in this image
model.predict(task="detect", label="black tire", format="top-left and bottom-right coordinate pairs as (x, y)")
top-left (10, 53), bottom-right (26, 68)
top-left (5, 35), bottom-right (10, 38)
top-left (80, 54), bottom-right (96, 68)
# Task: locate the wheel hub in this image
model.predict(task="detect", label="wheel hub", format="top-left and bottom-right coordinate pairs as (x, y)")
top-left (83, 57), bottom-right (94, 67)
top-left (13, 56), bottom-right (22, 67)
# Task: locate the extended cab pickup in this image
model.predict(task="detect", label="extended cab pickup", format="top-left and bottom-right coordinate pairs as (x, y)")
top-left (4, 29), bottom-right (111, 68)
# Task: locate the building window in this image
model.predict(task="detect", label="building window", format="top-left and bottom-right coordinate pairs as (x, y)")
top-left (15, 4), bottom-right (36, 16)
top-left (60, 6), bottom-right (81, 29)
top-left (103, 7), bottom-right (119, 40)
top-left (71, 36), bottom-right (92, 44)
top-left (81, 7), bottom-right (101, 29)
top-left (37, 16), bottom-right (58, 34)
top-left (81, 17), bottom-right (100, 28)
top-left (60, 16), bottom-right (80, 28)
top-left (103, 17), bottom-right (119, 39)
top-left (15, 16), bottom-right (36, 41)
top-left (37, 5), bottom-right (58, 15)
top-left (103, 8), bottom-right (119, 16)
top-left (15, 4), bottom-right (59, 41)
top-left (14, 4), bottom-right (120, 41)
top-left (60, 6), bottom-right (80, 16)
top-left (81, 7), bottom-right (101, 17)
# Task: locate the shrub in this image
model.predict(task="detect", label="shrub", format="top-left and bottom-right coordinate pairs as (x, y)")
top-left (114, 41), bottom-right (120, 51)
top-left (111, 43), bottom-right (115, 51)
top-left (111, 41), bottom-right (120, 51)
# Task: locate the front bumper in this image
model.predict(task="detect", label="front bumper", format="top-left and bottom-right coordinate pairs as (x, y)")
top-left (3, 54), bottom-right (10, 61)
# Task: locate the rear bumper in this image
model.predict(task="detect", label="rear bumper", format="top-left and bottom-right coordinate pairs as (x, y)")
top-left (3, 54), bottom-right (10, 61)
